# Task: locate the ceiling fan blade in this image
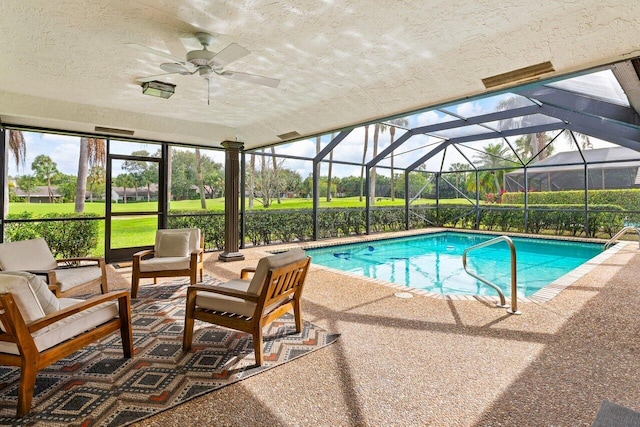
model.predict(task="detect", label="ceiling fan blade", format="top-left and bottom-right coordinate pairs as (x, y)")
top-left (220, 71), bottom-right (280, 88)
top-left (211, 43), bottom-right (250, 67)
top-left (160, 62), bottom-right (193, 74)
top-left (135, 73), bottom-right (180, 83)
top-left (125, 43), bottom-right (185, 64)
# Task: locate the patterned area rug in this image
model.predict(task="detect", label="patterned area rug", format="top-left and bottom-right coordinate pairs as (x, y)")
top-left (0, 278), bottom-right (339, 426)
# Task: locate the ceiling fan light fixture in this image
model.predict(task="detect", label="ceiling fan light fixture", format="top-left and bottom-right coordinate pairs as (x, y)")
top-left (187, 49), bottom-right (215, 66)
top-left (142, 80), bottom-right (175, 98)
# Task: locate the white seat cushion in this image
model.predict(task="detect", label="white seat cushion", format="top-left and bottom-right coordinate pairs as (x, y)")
top-left (0, 298), bottom-right (119, 355)
top-left (54, 265), bottom-right (103, 292)
top-left (195, 279), bottom-right (257, 317)
top-left (194, 279), bottom-right (294, 318)
top-left (139, 256), bottom-right (190, 272)
top-left (0, 238), bottom-right (58, 271)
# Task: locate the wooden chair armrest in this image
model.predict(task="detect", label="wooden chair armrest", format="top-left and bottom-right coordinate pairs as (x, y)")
top-left (27, 291), bottom-right (130, 333)
top-left (240, 267), bottom-right (257, 279)
top-left (132, 249), bottom-right (155, 260)
top-left (190, 248), bottom-right (203, 262)
top-left (57, 257), bottom-right (105, 267)
top-left (187, 284), bottom-right (259, 302)
top-left (23, 269), bottom-right (57, 285)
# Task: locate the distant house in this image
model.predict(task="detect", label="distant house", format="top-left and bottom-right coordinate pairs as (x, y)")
top-left (504, 147), bottom-right (640, 192)
top-left (111, 183), bottom-right (159, 202)
top-left (13, 186), bottom-right (63, 203)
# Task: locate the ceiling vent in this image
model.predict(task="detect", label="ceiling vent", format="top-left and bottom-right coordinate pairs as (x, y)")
top-left (277, 131), bottom-right (301, 140)
top-left (94, 126), bottom-right (135, 136)
top-left (482, 61), bottom-right (555, 89)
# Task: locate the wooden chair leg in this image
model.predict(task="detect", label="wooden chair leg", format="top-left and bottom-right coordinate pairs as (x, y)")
top-left (153, 277), bottom-right (158, 284)
top-left (294, 298), bottom-right (303, 333)
top-left (17, 361), bottom-right (37, 417)
top-left (182, 290), bottom-right (196, 351)
top-left (131, 272), bottom-right (140, 299)
top-left (100, 276), bottom-right (109, 294)
top-left (253, 327), bottom-right (264, 366)
top-left (99, 261), bottom-right (109, 294)
top-left (118, 295), bottom-right (134, 358)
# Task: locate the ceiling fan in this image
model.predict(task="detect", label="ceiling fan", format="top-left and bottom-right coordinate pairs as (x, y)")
top-left (129, 32), bottom-right (280, 103)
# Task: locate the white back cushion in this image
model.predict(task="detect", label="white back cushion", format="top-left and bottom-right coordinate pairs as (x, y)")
top-left (247, 248), bottom-right (307, 295)
top-left (0, 271), bottom-right (60, 314)
top-left (156, 231), bottom-right (190, 257)
top-left (0, 274), bottom-right (46, 332)
top-left (155, 228), bottom-right (201, 256)
top-left (0, 238), bottom-right (58, 271)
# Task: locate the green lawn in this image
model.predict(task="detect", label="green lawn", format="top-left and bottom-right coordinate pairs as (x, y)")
top-left (8, 196), bottom-right (453, 216)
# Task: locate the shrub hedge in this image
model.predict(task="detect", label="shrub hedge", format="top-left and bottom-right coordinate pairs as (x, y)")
top-left (5, 212), bottom-right (100, 258)
top-left (436, 203), bottom-right (625, 237)
top-left (167, 212), bottom-right (226, 251)
top-left (4, 200), bottom-right (628, 256)
top-left (502, 189), bottom-right (640, 212)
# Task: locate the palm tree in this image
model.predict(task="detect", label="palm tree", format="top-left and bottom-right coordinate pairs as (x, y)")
top-left (87, 166), bottom-right (105, 202)
top-left (497, 96), bottom-right (551, 161)
top-left (359, 125), bottom-right (369, 202)
top-left (326, 132), bottom-right (336, 202)
top-left (8, 130), bottom-right (26, 169)
top-left (473, 143), bottom-right (514, 194)
top-left (561, 129), bottom-right (592, 150)
top-left (75, 137), bottom-right (106, 213)
top-left (513, 134), bottom-right (554, 163)
top-left (166, 146), bottom-right (173, 209)
top-left (447, 163), bottom-right (470, 198)
top-left (16, 175), bottom-right (36, 202)
top-left (32, 155), bottom-right (58, 203)
top-left (196, 148), bottom-right (206, 209)
top-left (370, 123), bottom-right (387, 206)
top-left (114, 173), bottom-right (134, 204)
top-left (271, 146), bottom-right (281, 204)
top-left (4, 130), bottom-right (27, 215)
top-left (388, 118), bottom-right (409, 200)
top-left (248, 153), bottom-right (255, 209)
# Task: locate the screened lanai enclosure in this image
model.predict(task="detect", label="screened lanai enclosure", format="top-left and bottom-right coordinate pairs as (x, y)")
top-left (2, 58), bottom-right (640, 260)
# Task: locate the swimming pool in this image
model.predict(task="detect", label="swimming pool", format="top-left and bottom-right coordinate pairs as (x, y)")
top-left (306, 232), bottom-right (603, 297)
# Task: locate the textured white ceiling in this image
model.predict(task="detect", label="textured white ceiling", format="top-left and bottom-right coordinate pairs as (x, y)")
top-left (1, 1), bottom-right (639, 150)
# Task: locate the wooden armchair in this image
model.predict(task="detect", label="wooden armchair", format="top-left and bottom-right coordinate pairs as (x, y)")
top-left (183, 248), bottom-right (310, 366)
top-left (0, 271), bottom-right (133, 417)
top-left (0, 238), bottom-right (107, 297)
top-left (131, 228), bottom-right (204, 298)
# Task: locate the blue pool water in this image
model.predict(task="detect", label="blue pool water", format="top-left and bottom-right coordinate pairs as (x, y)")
top-left (306, 232), bottom-right (603, 297)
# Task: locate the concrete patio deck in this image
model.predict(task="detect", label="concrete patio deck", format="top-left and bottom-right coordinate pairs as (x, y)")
top-left (102, 232), bottom-right (640, 426)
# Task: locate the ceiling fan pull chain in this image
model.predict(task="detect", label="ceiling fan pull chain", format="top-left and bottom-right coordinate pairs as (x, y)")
top-left (207, 78), bottom-right (210, 105)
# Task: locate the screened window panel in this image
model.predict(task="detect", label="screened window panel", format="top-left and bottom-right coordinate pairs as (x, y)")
top-left (546, 70), bottom-right (629, 107)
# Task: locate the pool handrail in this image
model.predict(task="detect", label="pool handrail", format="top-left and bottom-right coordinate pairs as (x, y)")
top-left (462, 235), bottom-right (521, 315)
top-left (604, 226), bottom-right (640, 250)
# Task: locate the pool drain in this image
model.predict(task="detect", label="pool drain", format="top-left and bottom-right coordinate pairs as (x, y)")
top-left (394, 292), bottom-right (414, 299)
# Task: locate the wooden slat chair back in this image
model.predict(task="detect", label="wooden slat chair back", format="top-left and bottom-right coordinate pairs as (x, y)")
top-left (183, 249), bottom-right (310, 366)
top-left (0, 273), bottom-right (132, 417)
